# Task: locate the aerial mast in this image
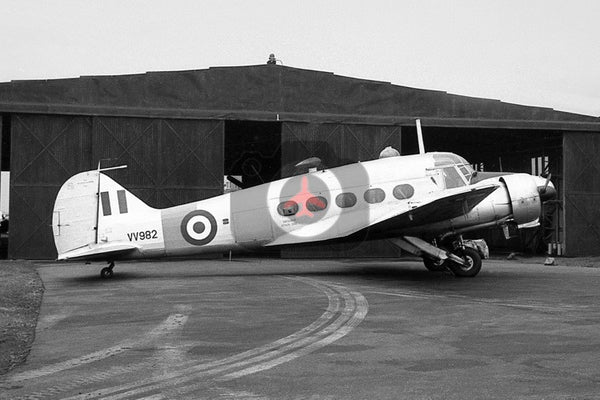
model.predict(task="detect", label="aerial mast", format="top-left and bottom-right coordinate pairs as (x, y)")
top-left (416, 118), bottom-right (425, 154)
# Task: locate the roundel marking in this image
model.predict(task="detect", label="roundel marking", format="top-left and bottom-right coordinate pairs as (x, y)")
top-left (180, 210), bottom-right (217, 246)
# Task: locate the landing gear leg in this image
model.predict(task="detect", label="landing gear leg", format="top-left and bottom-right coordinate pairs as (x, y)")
top-left (446, 246), bottom-right (482, 278)
top-left (423, 235), bottom-right (483, 277)
top-left (100, 261), bottom-right (115, 279)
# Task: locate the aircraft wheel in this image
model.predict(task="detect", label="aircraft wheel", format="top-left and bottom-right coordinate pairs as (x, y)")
top-left (423, 257), bottom-right (446, 272)
top-left (447, 247), bottom-right (482, 278)
top-left (100, 267), bottom-right (114, 279)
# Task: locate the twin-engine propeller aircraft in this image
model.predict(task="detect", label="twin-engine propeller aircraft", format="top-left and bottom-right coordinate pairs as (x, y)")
top-left (52, 148), bottom-right (556, 279)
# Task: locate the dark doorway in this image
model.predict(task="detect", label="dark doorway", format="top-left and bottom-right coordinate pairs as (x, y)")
top-left (402, 126), bottom-right (562, 174)
top-left (224, 120), bottom-right (282, 258)
top-left (402, 126), bottom-right (563, 254)
top-left (224, 121), bottom-right (282, 189)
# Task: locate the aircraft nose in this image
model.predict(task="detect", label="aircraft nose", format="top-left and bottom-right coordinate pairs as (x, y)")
top-left (534, 176), bottom-right (557, 202)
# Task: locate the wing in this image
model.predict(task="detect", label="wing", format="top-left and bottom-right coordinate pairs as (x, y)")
top-left (371, 184), bottom-right (499, 232)
top-left (267, 184), bottom-right (499, 247)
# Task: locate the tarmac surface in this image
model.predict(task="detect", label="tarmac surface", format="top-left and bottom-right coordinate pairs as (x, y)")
top-left (1, 257), bottom-right (600, 399)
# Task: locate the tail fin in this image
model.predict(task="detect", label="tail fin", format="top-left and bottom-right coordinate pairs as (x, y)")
top-left (52, 171), bottom-right (154, 260)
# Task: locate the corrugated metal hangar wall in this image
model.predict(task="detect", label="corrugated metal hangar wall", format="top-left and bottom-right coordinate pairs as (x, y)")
top-left (563, 132), bottom-right (600, 256)
top-left (8, 115), bottom-right (403, 259)
top-left (1, 65), bottom-right (599, 259)
top-left (10, 115), bottom-right (223, 259)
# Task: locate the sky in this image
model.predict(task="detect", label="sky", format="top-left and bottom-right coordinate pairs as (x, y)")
top-left (1, 0), bottom-right (599, 116)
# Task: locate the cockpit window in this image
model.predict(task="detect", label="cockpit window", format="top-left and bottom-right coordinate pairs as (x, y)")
top-left (455, 156), bottom-right (475, 183)
top-left (433, 153), bottom-right (462, 167)
top-left (433, 153), bottom-right (474, 184)
top-left (458, 164), bottom-right (473, 183)
top-left (442, 167), bottom-right (466, 188)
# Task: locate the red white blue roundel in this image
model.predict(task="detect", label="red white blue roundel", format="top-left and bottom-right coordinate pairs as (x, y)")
top-left (180, 210), bottom-right (217, 246)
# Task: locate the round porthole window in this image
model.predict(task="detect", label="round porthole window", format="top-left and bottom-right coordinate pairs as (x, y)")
top-left (335, 192), bottom-right (357, 208)
top-left (277, 200), bottom-right (299, 216)
top-left (306, 196), bottom-right (328, 212)
top-left (393, 184), bottom-right (415, 200)
top-left (364, 188), bottom-right (385, 204)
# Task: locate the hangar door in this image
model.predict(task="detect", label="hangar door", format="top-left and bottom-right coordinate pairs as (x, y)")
top-left (280, 122), bottom-right (403, 258)
top-left (10, 114), bottom-right (223, 259)
top-left (563, 132), bottom-right (600, 256)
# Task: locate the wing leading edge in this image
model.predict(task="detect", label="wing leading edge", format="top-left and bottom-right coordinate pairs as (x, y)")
top-left (268, 184), bottom-right (499, 247)
top-left (370, 184), bottom-right (499, 234)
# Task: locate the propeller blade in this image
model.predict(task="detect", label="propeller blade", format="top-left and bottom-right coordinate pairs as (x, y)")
top-left (542, 173), bottom-right (552, 194)
top-left (536, 173), bottom-right (556, 202)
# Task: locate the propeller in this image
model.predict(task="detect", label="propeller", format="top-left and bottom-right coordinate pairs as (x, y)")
top-left (541, 173), bottom-right (552, 194)
top-left (537, 172), bottom-right (556, 202)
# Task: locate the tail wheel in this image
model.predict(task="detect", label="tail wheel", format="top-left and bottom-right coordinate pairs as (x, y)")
top-left (447, 247), bottom-right (482, 278)
top-left (100, 267), bottom-right (113, 279)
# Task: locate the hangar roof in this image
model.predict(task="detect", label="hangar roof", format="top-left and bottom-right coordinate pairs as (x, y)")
top-left (0, 64), bottom-right (598, 130)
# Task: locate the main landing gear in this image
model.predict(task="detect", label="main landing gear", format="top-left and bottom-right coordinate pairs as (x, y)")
top-left (423, 239), bottom-right (483, 278)
top-left (100, 261), bottom-right (115, 279)
top-left (389, 235), bottom-right (485, 278)
top-left (442, 246), bottom-right (482, 278)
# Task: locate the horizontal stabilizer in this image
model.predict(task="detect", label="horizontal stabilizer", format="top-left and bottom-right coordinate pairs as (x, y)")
top-left (58, 242), bottom-right (140, 261)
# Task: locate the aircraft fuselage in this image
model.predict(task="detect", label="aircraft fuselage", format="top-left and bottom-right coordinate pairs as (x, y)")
top-left (52, 152), bottom-right (548, 262)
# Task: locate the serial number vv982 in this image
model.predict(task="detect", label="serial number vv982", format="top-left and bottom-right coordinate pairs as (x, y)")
top-left (127, 230), bottom-right (158, 241)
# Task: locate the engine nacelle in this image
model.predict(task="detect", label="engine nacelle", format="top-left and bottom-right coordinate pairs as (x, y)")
top-left (500, 174), bottom-right (541, 224)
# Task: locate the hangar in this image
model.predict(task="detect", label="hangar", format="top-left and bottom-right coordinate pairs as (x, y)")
top-left (0, 64), bottom-right (599, 259)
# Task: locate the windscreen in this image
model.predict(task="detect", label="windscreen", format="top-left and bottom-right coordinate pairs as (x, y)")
top-left (433, 153), bottom-right (475, 185)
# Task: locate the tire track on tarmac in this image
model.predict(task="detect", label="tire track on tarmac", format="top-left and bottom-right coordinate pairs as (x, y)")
top-left (4, 306), bottom-right (191, 400)
top-left (9, 308), bottom-right (191, 383)
top-left (58, 276), bottom-right (368, 400)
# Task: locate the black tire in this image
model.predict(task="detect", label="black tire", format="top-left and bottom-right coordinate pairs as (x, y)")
top-left (100, 267), bottom-right (113, 279)
top-left (447, 247), bottom-right (482, 278)
top-left (423, 257), bottom-right (446, 272)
